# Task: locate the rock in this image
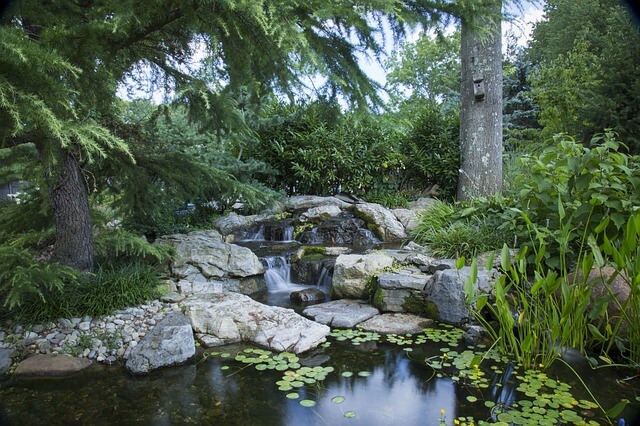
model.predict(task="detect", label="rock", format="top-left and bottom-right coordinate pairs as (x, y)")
top-left (373, 268), bottom-right (431, 312)
top-left (299, 205), bottom-right (343, 222)
top-left (572, 266), bottom-right (631, 324)
top-left (13, 354), bottom-right (92, 376)
top-left (303, 299), bottom-right (379, 328)
top-left (157, 230), bottom-right (263, 279)
top-left (332, 253), bottom-right (395, 299)
top-left (284, 196), bottom-right (351, 211)
top-left (427, 259), bottom-right (457, 273)
top-left (462, 325), bottom-right (492, 346)
top-left (183, 292), bottom-right (329, 354)
top-left (354, 202), bottom-right (406, 242)
top-left (161, 292), bottom-right (186, 303)
top-left (0, 348), bottom-right (16, 377)
top-left (213, 213), bottom-right (261, 235)
top-left (125, 313), bottom-right (195, 374)
top-left (392, 208), bottom-right (420, 233)
top-left (358, 313), bottom-right (434, 334)
top-left (290, 288), bottom-right (326, 304)
top-left (424, 266), bottom-right (499, 325)
top-left (408, 197), bottom-right (437, 210)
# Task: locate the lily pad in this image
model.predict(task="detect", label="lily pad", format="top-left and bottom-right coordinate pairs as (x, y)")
top-left (300, 400), bottom-right (316, 407)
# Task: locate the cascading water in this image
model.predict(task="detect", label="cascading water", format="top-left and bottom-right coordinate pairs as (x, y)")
top-left (316, 266), bottom-right (332, 294)
top-left (262, 256), bottom-right (296, 292)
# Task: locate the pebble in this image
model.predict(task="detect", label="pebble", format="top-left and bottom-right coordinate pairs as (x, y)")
top-left (0, 299), bottom-right (178, 366)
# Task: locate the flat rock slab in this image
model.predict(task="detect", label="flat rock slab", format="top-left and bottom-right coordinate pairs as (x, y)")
top-left (358, 313), bottom-right (434, 334)
top-left (183, 292), bottom-right (330, 354)
top-left (302, 299), bottom-right (379, 328)
top-left (13, 354), bottom-right (92, 376)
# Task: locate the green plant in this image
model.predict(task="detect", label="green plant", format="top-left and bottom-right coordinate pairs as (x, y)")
top-left (75, 262), bottom-right (161, 317)
top-left (94, 228), bottom-right (173, 265)
top-left (590, 212), bottom-right (640, 365)
top-left (464, 206), bottom-right (597, 370)
top-left (412, 200), bottom-right (504, 259)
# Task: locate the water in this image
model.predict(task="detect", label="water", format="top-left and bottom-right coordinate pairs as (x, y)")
top-left (1, 337), bottom-right (638, 425)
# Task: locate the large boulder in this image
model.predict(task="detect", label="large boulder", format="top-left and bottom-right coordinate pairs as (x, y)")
top-left (354, 202), bottom-right (406, 242)
top-left (572, 266), bottom-right (631, 325)
top-left (126, 312), bottom-right (195, 374)
top-left (213, 212), bottom-right (274, 236)
top-left (392, 208), bottom-right (420, 233)
top-left (424, 266), bottom-right (499, 325)
top-left (303, 299), bottom-right (380, 328)
top-left (156, 230), bottom-right (265, 295)
top-left (332, 252), bottom-right (395, 299)
top-left (372, 268), bottom-right (431, 312)
top-left (183, 292), bottom-right (330, 354)
top-left (284, 196), bottom-right (351, 211)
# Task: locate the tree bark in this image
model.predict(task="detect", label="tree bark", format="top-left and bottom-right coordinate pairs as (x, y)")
top-left (48, 151), bottom-right (94, 272)
top-left (457, 1), bottom-right (503, 202)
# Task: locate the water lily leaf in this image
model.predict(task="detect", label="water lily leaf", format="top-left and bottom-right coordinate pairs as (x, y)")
top-left (331, 396), bottom-right (345, 404)
top-left (286, 392), bottom-right (299, 399)
top-left (344, 411), bottom-right (356, 418)
top-left (357, 371), bottom-right (371, 377)
top-left (221, 366), bottom-right (229, 371)
top-left (255, 364), bottom-right (267, 371)
top-left (300, 400), bottom-right (316, 407)
top-left (466, 396), bottom-right (478, 403)
top-left (341, 371), bottom-right (353, 377)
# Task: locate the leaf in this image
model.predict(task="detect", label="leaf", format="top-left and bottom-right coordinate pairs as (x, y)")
top-left (456, 256), bottom-right (465, 269)
top-left (299, 400), bottom-right (316, 407)
top-left (501, 244), bottom-right (511, 271)
top-left (605, 399), bottom-right (628, 418)
top-left (587, 234), bottom-right (605, 268)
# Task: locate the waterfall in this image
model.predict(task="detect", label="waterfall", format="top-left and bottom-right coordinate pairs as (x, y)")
top-left (262, 256), bottom-right (295, 292)
top-left (282, 225), bottom-right (294, 242)
top-left (246, 225), bottom-right (265, 241)
top-left (316, 266), bottom-right (332, 294)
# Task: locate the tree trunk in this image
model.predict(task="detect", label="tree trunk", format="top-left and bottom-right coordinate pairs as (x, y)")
top-left (48, 151), bottom-right (94, 272)
top-left (457, 1), bottom-right (503, 202)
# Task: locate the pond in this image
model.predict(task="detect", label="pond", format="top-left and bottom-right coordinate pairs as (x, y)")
top-left (1, 325), bottom-right (639, 425)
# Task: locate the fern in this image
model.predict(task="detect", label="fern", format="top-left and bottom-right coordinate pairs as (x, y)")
top-left (0, 245), bottom-right (78, 311)
top-left (94, 228), bottom-right (173, 265)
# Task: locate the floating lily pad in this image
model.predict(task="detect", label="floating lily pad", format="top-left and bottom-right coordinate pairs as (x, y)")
top-left (331, 396), bottom-right (345, 404)
top-left (341, 371), bottom-right (353, 377)
top-left (344, 411), bottom-right (356, 418)
top-left (286, 392), bottom-right (299, 399)
top-left (357, 371), bottom-right (371, 377)
top-left (300, 400), bottom-right (316, 407)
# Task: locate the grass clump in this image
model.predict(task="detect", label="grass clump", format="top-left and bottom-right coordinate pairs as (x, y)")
top-left (412, 200), bottom-right (504, 259)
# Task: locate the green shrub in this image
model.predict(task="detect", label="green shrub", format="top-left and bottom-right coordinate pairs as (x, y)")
top-left (94, 228), bottom-right (173, 265)
top-left (458, 131), bottom-right (640, 269)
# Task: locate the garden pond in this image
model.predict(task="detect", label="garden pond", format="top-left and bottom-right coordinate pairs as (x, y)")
top-left (1, 320), bottom-right (639, 425)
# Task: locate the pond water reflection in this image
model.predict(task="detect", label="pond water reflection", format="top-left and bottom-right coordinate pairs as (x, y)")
top-left (2, 332), bottom-right (639, 425)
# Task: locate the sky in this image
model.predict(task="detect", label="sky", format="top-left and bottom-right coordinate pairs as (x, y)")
top-left (360, 1), bottom-right (545, 87)
top-left (118, 1), bottom-right (546, 105)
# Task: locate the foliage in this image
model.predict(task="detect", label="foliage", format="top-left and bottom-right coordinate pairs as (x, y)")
top-left (0, 245), bottom-right (79, 315)
top-left (411, 200), bottom-right (504, 259)
top-left (94, 228), bottom-right (173, 265)
top-left (458, 132), bottom-right (640, 269)
top-left (386, 30), bottom-right (461, 112)
top-left (254, 100), bottom-right (403, 196)
top-left (399, 102), bottom-right (460, 199)
top-left (3, 261), bottom-right (161, 323)
top-left (527, 0), bottom-right (640, 152)
top-left (363, 190), bottom-right (410, 209)
top-left (591, 213), bottom-right (640, 365)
